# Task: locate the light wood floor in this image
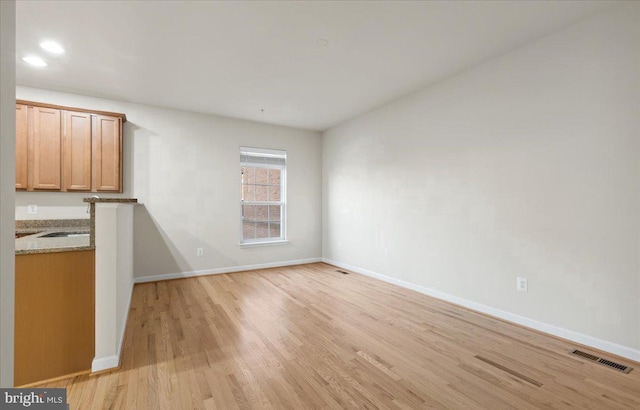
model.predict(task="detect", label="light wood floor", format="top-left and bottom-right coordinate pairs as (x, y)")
top-left (40, 263), bottom-right (640, 409)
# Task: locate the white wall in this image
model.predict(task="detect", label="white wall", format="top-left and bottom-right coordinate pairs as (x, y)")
top-left (115, 205), bottom-right (134, 354)
top-left (15, 203), bottom-right (87, 220)
top-left (0, 0), bottom-right (16, 387)
top-left (323, 3), bottom-right (640, 356)
top-left (16, 87), bottom-right (323, 278)
top-left (93, 203), bottom-right (135, 372)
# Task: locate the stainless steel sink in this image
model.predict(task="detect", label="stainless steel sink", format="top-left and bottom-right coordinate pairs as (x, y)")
top-left (15, 232), bottom-right (42, 239)
top-left (39, 231), bottom-right (90, 238)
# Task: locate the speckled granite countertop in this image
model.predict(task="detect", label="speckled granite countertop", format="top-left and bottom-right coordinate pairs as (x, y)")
top-left (16, 199), bottom-right (137, 255)
top-left (15, 219), bottom-right (93, 255)
top-left (82, 198), bottom-right (138, 204)
top-left (15, 218), bottom-right (90, 232)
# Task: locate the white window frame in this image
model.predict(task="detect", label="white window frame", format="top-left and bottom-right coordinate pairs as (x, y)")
top-left (240, 147), bottom-right (287, 245)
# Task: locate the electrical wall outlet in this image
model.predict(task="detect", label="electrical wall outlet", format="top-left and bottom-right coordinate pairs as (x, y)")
top-left (196, 248), bottom-right (204, 256)
top-left (517, 277), bottom-right (528, 292)
top-left (27, 204), bottom-right (38, 214)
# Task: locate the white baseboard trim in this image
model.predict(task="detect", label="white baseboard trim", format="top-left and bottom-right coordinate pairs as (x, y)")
top-left (322, 258), bottom-right (640, 363)
top-left (91, 355), bottom-right (119, 373)
top-left (134, 258), bottom-right (323, 284)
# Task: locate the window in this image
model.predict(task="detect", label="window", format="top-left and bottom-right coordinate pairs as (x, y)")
top-left (240, 147), bottom-right (286, 244)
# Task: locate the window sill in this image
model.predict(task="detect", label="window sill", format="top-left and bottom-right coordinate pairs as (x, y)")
top-left (239, 240), bottom-right (289, 248)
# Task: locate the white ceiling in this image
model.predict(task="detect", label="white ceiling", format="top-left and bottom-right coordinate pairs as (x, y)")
top-left (16, 1), bottom-right (618, 131)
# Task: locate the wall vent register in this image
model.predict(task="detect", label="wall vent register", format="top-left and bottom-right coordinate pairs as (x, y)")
top-left (570, 349), bottom-right (633, 374)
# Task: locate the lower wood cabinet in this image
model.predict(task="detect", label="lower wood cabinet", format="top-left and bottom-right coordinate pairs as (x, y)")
top-left (14, 250), bottom-right (95, 386)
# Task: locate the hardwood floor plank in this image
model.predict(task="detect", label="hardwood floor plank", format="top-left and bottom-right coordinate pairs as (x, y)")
top-left (474, 355), bottom-right (543, 387)
top-left (34, 263), bottom-right (640, 409)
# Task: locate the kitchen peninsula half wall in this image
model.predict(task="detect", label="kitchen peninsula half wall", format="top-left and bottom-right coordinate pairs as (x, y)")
top-left (14, 197), bottom-right (138, 385)
top-left (83, 197), bottom-right (139, 373)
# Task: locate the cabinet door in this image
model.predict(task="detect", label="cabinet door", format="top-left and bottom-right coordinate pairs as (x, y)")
top-left (30, 106), bottom-right (61, 190)
top-left (63, 111), bottom-right (92, 191)
top-left (15, 251), bottom-right (95, 386)
top-left (92, 114), bottom-right (122, 192)
top-left (15, 104), bottom-right (28, 189)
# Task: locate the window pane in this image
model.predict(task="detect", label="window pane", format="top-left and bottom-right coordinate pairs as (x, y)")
top-left (255, 185), bottom-right (268, 202)
top-left (255, 205), bottom-right (268, 221)
top-left (243, 167), bottom-right (255, 184)
top-left (242, 184), bottom-right (255, 202)
top-left (242, 204), bottom-right (256, 219)
top-left (256, 221), bottom-right (270, 239)
top-left (243, 220), bottom-right (256, 240)
top-left (269, 205), bottom-right (281, 222)
top-left (268, 186), bottom-right (280, 202)
top-left (255, 168), bottom-right (268, 184)
top-left (242, 204), bottom-right (257, 240)
top-left (268, 168), bottom-right (281, 185)
top-left (269, 222), bottom-right (281, 238)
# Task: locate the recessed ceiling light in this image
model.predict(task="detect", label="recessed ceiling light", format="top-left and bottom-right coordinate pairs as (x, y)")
top-left (40, 41), bottom-right (64, 54)
top-left (22, 56), bottom-right (47, 67)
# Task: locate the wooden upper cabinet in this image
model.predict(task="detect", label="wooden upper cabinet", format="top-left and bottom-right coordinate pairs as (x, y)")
top-left (30, 106), bottom-right (62, 190)
top-left (15, 100), bottom-right (126, 193)
top-left (92, 115), bottom-right (122, 192)
top-left (15, 104), bottom-right (28, 189)
top-left (63, 111), bottom-right (92, 191)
